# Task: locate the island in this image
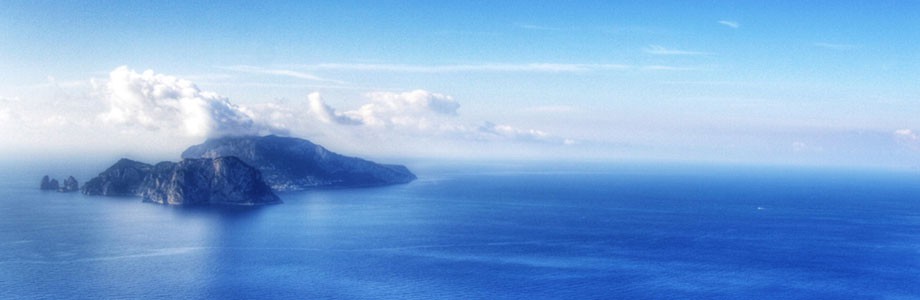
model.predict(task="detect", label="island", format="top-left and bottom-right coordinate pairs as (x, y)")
top-left (78, 134), bottom-right (415, 206)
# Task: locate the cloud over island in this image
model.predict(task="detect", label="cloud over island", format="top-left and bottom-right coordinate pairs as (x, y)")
top-left (98, 66), bottom-right (283, 138)
top-left (95, 66), bottom-right (569, 146)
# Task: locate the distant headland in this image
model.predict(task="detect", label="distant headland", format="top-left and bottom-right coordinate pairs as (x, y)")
top-left (43, 135), bottom-right (416, 206)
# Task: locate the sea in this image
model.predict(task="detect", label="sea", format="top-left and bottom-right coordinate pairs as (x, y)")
top-left (1, 160), bottom-right (919, 299)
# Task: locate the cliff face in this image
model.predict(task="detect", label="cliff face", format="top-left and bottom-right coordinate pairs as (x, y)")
top-left (82, 157), bottom-right (280, 206)
top-left (140, 157), bottom-right (281, 206)
top-left (82, 159), bottom-right (153, 196)
top-left (181, 135), bottom-right (416, 191)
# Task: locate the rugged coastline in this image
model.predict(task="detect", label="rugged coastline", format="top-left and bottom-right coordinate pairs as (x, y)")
top-left (48, 135), bottom-right (415, 206)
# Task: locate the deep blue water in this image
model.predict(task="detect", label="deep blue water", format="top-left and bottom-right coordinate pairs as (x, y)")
top-left (2, 162), bottom-right (920, 299)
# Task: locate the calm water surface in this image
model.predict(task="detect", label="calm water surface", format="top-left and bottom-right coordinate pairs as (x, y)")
top-left (1, 162), bottom-right (919, 299)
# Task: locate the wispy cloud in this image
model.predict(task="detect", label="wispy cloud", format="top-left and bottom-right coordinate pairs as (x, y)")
top-left (221, 65), bottom-right (347, 84)
top-left (305, 90), bottom-right (572, 145)
top-left (894, 129), bottom-right (920, 151)
top-left (895, 129), bottom-right (919, 140)
top-left (718, 20), bottom-right (740, 29)
top-left (301, 63), bottom-right (631, 73)
top-left (813, 42), bottom-right (859, 50)
top-left (644, 45), bottom-right (711, 56)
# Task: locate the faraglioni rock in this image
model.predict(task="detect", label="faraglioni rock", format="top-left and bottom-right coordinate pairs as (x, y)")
top-left (140, 157), bottom-right (281, 206)
top-left (40, 175), bottom-right (79, 192)
top-left (58, 176), bottom-right (79, 193)
top-left (181, 135), bottom-right (417, 191)
top-left (40, 175), bottom-right (59, 190)
top-left (82, 159), bottom-right (153, 196)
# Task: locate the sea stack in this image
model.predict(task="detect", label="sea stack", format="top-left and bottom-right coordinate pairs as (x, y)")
top-left (58, 176), bottom-right (79, 193)
top-left (39, 175), bottom-right (59, 190)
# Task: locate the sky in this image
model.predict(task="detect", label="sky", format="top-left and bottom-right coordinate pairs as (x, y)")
top-left (2, 1), bottom-right (920, 168)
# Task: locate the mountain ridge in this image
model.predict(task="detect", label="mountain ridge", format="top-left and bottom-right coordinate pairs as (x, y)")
top-left (181, 135), bottom-right (416, 191)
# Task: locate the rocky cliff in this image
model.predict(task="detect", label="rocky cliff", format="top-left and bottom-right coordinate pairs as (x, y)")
top-left (82, 159), bottom-right (153, 196)
top-left (140, 157), bottom-right (281, 206)
top-left (181, 135), bottom-right (416, 191)
top-left (40, 176), bottom-right (59, 190)
top-left (59, 176), bottom-right (79, 192)
top-left (83, 157), bottom-right (280, 206)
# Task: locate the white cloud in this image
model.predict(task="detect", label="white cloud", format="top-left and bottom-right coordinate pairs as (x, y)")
top-left (894, 129), bottom-right (920, 142)
top-left (307, 92), bottom-right (362, 125)
top-left (894, 129), bottom-right (920, 151)
top-left (304, 90), bottom-right (571, 145)
top-left (475, 122), bottom-right (576, 145)
top-left (718, 20), bottom-right (740, 29)
top-left (15, 66), bottom-right (573, 157)
top-left (309, 89), bottom-right (460, 129)
top-left (97, 66), bottom-right (282, 138)
top-left (478, 122), bottom-right (548, 141)
top-left (3, 68), bottom-right (579, 159)
top-left (645, 45), bottom-right (711, 56)
top-left (895, 129), bottom-right (917, 139)
top-left (362, 90), bottom-right (460, 116)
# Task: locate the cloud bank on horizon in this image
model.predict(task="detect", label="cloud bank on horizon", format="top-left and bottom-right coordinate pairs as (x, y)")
top-left (0, 64), bottom-right (916, 165)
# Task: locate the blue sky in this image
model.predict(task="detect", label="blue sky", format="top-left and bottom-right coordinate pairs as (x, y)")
top-left (2, 1), bottom-right (920, 167)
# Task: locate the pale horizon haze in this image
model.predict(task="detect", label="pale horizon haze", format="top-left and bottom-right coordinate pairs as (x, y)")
top-left (2, 1), bottom-right (920, 168)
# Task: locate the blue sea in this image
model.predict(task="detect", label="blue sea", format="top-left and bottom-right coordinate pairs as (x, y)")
top-left (2, 161), bottom-right (920, 299)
